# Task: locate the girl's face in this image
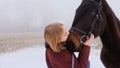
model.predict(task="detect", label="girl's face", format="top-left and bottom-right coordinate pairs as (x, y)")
top-left (61, 26), bottom-right (69, 42)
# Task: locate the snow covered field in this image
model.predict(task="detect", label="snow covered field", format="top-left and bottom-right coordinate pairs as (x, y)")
top-left (0, 45), bottom-right (105, 68)
top-left (0, 0), bottom-right (119, 68)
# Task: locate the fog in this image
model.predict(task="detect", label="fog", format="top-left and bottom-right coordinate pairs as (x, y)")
top-left (0, 0), bottom-right (119, 33)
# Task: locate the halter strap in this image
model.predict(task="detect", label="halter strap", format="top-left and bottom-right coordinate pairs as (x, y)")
top-left (90, 0), bottom-right (103, 31)
top-left (70, 27), bottom-right (87, 35)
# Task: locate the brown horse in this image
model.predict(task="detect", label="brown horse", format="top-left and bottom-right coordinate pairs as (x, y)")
top-left (66, 0), bottom-right (120, 68)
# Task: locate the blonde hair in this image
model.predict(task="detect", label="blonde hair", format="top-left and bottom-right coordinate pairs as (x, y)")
top-left (44, 23), bottom-right (65, 52)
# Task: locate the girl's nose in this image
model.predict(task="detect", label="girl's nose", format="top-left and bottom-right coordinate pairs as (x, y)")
top-left (68, 31), bottom-right (70, 35)
top-left (67, 31), bottom-right (70, 36)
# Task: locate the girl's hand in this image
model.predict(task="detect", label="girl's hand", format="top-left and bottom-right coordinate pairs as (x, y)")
top-left (84, 34), bottom-right (94, 46)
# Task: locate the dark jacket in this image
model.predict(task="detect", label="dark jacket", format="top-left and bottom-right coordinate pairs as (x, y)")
top-left (45, 43), bottom-right (90, 68)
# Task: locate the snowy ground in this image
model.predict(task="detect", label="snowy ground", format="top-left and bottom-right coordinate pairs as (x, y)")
top-left (0, 44), bottom-right (105, 68)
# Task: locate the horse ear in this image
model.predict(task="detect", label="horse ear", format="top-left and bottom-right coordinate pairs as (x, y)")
top-left (83, 0), bottom-right (101, 3)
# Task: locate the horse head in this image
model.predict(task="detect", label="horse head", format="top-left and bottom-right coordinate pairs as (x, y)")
top-left (66, 0), bottom-right (107, 52)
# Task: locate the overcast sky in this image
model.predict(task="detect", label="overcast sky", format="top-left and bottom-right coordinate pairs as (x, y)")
top-left (0, 0), bottom-right (119, 33)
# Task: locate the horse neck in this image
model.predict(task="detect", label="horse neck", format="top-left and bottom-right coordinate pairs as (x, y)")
top-left (100, 19), bottom-right (120, 49)
top-left (100, 0), bottom-right (120, 47)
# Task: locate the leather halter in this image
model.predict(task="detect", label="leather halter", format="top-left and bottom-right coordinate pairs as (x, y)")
top-left (70, 0), bottom-right (103, 47)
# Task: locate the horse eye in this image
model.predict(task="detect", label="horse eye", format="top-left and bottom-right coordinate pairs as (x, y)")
top-left (91, 12), bottom-right (96, 16)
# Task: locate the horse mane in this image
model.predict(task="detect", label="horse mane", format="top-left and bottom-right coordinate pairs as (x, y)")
top-left (102, 0), bottom-right (120, 40)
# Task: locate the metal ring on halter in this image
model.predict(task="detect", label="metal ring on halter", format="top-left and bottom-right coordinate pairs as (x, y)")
top-left (75, 35), bottom-right (90, 51)
top-left (80, 35), bottom-right (90, 44)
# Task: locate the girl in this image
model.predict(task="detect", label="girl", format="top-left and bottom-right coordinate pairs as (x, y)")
top-left (44, 23), bottom-right (94, 68)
